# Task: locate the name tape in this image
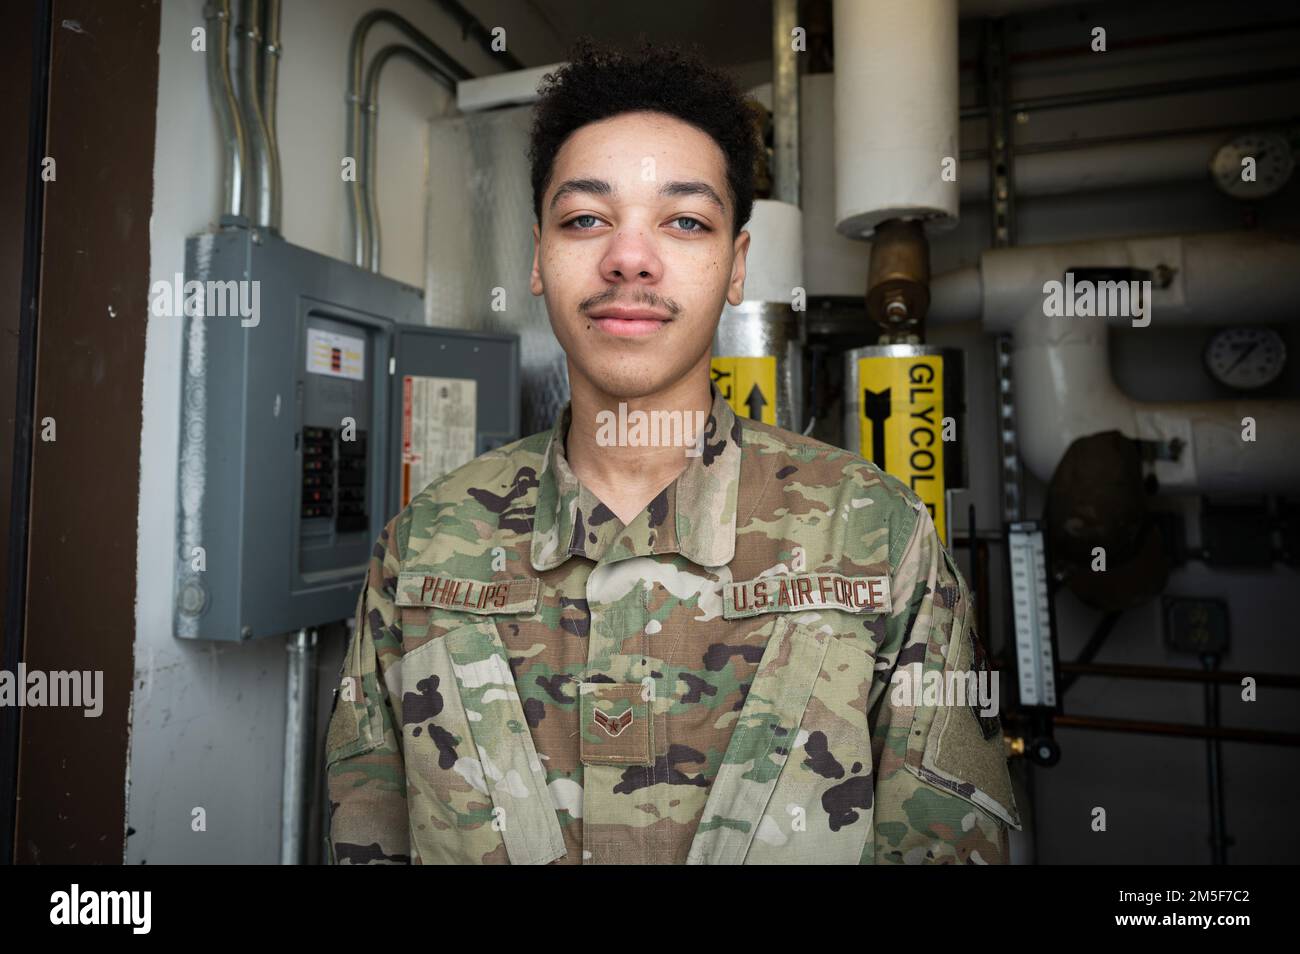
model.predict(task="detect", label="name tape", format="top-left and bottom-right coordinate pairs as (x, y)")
top-left (723, 573), bottom-right (892, 619)
top-left (395, 572), bottom-right (539, 615)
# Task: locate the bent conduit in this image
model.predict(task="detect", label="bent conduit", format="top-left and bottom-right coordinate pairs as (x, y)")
top-left (347, 10), bottom-right (474, 269)
top-left (362, 45), bottom-right (456, 272)
top-left (260, 0), bottom-right (282, 231)
top-left (204, 0), bottom-right (247, 220)
top-left (235, 0), bottom-right (274, 227)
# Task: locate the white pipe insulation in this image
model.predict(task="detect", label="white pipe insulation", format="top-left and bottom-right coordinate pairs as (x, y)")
top-left (959, 131), bottom-right (1229, 203)
top-left (832, 0), bottom-right (959, 238)
top-left (941, 231), bottom-right (1300, 495)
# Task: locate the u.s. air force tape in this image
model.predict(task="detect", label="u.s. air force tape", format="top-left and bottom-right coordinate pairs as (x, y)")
top-left (723, 572), bottom-right (892, 619)
top-left (394, 572), bottom-right (540, 614)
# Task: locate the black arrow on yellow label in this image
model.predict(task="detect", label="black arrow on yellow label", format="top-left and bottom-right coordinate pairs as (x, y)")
top-left (744, 383), bottom-right (768, 421)
top-left (863, 388), bottom-right (891, 469)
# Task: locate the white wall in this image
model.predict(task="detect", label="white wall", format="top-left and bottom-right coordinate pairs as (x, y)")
top-left (130, 0), bottom-right (555, 864)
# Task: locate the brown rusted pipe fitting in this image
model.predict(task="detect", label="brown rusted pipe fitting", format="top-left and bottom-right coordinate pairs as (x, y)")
top-left (867, 218), bottom-right (931, 338)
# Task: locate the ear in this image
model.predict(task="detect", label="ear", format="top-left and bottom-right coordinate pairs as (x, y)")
top-left (529, 221), bottom-right (543, 296)
top-left (725, 229), bottom-right (751, 306)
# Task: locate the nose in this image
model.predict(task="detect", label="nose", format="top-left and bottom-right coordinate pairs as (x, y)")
top-left (599, 226), bottom-right (662, 285)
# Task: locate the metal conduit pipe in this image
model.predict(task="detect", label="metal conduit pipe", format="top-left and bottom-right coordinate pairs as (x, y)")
top-left (280, 628), bottom-right (318, 864)
top-left (960, 66), bottom-right (1300, 120)
top-left (235, 0), bottom-right (274, 227)
top-left (425, 0), bottom-right (525, 71)
top-left (259, 0), bottom-right (283, 231)
top-left (363, 45), bottom-right (456, 272)
top-left (347, 9), bottom-right (474, 269)
top-left (771, 0), bottom-right (800, 206)
top-left (203, 0), bottom-right (248, 220)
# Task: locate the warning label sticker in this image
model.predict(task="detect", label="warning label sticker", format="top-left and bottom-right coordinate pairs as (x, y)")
top-left (711, 356), bottom-right (777, 425)
top-left (306, 328), bottom-right (365, 381)
top-left (857, 355), bottom-right (947, 541)
top-left (402, 376), bottom-right (477, 507)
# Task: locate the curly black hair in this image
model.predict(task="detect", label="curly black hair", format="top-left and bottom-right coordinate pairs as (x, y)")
top-left (528, 37), bottom-right (760, 238)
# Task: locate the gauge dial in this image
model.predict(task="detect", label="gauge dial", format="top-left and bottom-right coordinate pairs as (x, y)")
top-left (1204, 327), bottom-right (1287, 390)
top-left (1210, 132), bottom-right (1295, 200)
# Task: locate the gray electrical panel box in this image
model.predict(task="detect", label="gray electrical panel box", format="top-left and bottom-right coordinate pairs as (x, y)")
top-left (174, 229), bottom-right (519, 641)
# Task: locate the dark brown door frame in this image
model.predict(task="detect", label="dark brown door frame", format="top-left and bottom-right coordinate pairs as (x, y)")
top-left (1, 0), bottom-right (160, 864)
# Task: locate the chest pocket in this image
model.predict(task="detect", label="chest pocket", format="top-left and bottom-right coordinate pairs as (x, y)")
top-left (396, 586), bottom-right (566, 866)
top-left (687, 614), bottom-right (877, 865)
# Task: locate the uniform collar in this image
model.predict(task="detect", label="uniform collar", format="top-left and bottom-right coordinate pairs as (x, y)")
top-left (530, 383), bottom-right (742, 571)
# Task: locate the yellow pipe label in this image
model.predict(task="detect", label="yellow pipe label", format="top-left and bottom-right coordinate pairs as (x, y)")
top-left (711, 356), bottom-right (777, 425)
top-left (857, 355), bottom-right (947, 541)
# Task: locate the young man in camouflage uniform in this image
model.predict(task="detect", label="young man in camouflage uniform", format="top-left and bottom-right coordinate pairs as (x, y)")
top-left (325, 38), bottom-right (1021, 865)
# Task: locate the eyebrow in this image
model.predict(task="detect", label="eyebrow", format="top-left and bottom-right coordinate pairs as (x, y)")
top-left (548, 178), bottom-right (727, 215)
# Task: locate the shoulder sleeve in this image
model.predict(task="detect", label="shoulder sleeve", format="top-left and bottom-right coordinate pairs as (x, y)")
top-left (323, 518), bottom-right (410, 864)
top-left (868, 501), bottom-right (1022, 864)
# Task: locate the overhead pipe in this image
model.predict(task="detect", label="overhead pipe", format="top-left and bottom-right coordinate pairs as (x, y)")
top-left (234, 0), bottom-right (274, 228)
top-left (960, 66), bottom-right (1300, 120)
top-left (425, 0), bottom-right (525, 71)
top-left (771, 0), bottom-right (800, 206)
top-left (958, 130), bottom-right (1231, 202)
top-left (346, 10), bottom-right (474, 269)
top-left (930, 231), bottom-right (1300, 494)
top-left (362, 45), bottom-right (457, 272)
top-left (203, 0), bottom-right (248, 221)
top-left (259, 0), bottom-right (282, 231)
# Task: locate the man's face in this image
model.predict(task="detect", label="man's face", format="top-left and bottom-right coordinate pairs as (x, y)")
top-left (530, 111), bottom-right (750, 401)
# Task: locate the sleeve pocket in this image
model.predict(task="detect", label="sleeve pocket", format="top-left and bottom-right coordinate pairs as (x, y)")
top-left (324, 618), bottom-right (385, 766)
top-left (904, 548), bottom-right (1023, 831)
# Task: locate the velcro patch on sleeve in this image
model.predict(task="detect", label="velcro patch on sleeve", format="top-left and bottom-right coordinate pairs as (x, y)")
top-left (723, 573), bottom-right (892, 619)
top-left (394, 572), bottom-right (539, 615)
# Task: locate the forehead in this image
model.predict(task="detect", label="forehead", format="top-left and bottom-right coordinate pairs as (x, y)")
top-left (549, 111), bottom-right (728, 195)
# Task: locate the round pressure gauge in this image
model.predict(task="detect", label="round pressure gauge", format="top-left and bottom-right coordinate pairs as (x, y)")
top-left (1210, 132), bottom-right (1295, 200)
top-left (1204, 327), bottom-right (1287, 390)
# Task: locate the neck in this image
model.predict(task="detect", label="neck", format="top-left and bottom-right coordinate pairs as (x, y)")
top-left (565, 355), bottom-right (713, 524)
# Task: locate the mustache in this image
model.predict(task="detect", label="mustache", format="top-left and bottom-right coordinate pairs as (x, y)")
top-left (578, 287), bottom-right (683, 316)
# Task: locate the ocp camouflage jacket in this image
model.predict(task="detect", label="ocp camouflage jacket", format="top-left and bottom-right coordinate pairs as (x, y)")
top-left (324, 385), bottom-right (1022, 864)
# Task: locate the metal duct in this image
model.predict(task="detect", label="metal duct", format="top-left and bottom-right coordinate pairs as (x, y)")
top-left (203, 0), bottom-right (247, 221)
top-left (426, 106), bottom-right (567, 436)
